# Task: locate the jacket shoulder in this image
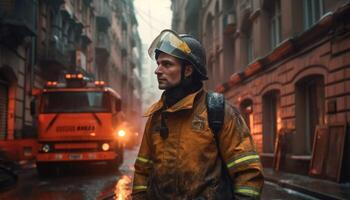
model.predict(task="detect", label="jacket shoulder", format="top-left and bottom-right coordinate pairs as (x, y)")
top-left (224, 101), bottom-right (241, 118)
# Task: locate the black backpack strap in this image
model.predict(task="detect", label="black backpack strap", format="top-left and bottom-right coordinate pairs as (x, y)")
top-left (206, 92), bottom-right (234, 198)
top-left (206, 92), bottom-right (225, 135)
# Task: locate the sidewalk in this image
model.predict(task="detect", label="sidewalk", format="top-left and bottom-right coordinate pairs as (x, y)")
top-left (264, 168), bottom-right (350, 200)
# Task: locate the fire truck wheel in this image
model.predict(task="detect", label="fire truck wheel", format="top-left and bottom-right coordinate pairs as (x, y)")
top-left (36, 162), bottom-right (52, 177)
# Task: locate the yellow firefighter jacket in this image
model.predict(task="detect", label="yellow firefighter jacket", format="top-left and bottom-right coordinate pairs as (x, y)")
top-left (132, 89), bottom-right (264, 200)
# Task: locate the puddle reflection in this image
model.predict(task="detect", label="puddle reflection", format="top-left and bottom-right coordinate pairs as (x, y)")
top-left (114, 175), bottom-right (132, 200)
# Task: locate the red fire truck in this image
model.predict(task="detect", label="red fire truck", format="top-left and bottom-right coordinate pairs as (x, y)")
top-left (33, 73), bottom-right (126, 175)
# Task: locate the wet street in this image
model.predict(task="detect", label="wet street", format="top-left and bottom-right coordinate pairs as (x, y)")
top-left (0, 148), bottom-right (137, 200)
top-left (0, 148), bottom-right (320, 200)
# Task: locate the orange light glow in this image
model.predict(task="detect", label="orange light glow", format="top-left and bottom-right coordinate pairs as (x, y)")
top-left (249, 113), bottom-right (254, 133)
top-left (114, 175), bottom-right (132, 200)
top-left (65, 74), bottom-right (72, 79)
top-left (118, 130), bottom-right (126, 137)
top-left (77, 73), bottom-right (83, 79)
top-left (277, 117), bottom-right (282, 132)
top-left (46, 81), bottom-right (58, 86)
top-left (95, 80), bottom-right (105, 86)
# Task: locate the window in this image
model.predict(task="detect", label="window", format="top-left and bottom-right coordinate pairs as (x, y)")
top-left (0, 81), bottom-right (8, 139)
top-left (295, 75), bottom-right (325, 154)
top-left (205, 13), bottom-right (214, 88)
top-left (247, 29), bottom-right (253, 63)
top-left (205, 14), bottom-right (214, 54)
top-left (240, 7), bottom-right (253, 66)
top-left (215, 1), bottom-right (220, 42)
top-left (262, 90), bottom-right (281, 153)
top-left (270, 0), bottom-right (281, 48)
top-left (303, 0), bottom-right (324, 29)
top-left (41, 91), bottom-right (110, 113)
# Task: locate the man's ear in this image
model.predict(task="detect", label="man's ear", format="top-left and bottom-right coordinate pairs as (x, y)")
top-left (184, 65), bottom-right (193, 78)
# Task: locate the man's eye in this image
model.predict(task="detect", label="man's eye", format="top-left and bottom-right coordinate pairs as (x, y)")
top-left (163, 62), bottom-right (171, 67)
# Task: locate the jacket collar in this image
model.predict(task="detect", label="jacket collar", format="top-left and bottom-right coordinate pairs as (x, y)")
top-left (143, 88), bottom-right (204, 117)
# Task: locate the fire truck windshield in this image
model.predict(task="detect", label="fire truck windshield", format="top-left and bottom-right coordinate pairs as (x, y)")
top-left (41, 91), bottom-right (110, 113)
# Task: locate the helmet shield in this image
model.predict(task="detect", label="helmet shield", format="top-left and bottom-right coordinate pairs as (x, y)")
top-left (148, 29), bottom-right (192, 60)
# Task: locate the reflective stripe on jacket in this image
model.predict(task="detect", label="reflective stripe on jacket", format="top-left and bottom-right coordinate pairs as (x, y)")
top-left (132, 89), bottom-right (264, 200)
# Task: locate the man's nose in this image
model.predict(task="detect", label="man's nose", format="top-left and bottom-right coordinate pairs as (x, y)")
top-left (154, 65), bottom-right (162, 74)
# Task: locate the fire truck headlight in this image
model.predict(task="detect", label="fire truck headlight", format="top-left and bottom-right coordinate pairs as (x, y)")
top-left (101, 143), bottom-right (110, 151)
top-left (117, 130), bottom-right (126, 137)
top-left (42, 144), bottom-right (50, 153)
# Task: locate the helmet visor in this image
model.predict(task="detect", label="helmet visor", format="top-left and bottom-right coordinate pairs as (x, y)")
top-left (148, 29), bottom-right (192, 60)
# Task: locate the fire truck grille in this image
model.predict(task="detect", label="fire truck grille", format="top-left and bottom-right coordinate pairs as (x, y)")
top-left (53, 142), bottom-right (101, 152)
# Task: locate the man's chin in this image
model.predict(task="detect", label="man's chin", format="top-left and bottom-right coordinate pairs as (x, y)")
top-left (158, 85), bottom-right (166, 90)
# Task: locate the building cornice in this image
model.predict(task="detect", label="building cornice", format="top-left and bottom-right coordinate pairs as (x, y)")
top-left (215, 2), bottom-right (350, 93)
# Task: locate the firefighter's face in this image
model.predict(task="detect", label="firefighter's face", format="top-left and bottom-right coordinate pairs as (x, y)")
top-left (155, 52), bottom-right (191, 90)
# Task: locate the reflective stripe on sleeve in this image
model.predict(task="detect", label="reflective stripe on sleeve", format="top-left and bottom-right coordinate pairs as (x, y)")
top-left (136, 156), bottom-right (153, 164)
top-left (133, 185), bottom-right (147, 190)
top-left (227, 152), bottom-right (260, 169)
top-left (234, 186), bottom-right (260, 197)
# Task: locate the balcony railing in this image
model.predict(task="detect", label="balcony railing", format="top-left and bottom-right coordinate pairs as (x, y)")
top-left (95, 0), bottom-right (112, 30)
top-left (81, 27), bottom-right (92, 46)
top-left (39, 35), bottom-right (71, 68)
top-left (0, 0), bottom-right (37, 36)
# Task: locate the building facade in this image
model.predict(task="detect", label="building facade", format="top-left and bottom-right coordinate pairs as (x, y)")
top-left (172, 0), bottom-right (350, 182)
top-left (0, 0), bottom-right (143, 160)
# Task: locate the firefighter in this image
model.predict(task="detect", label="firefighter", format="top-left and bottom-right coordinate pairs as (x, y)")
top-left (132, 29), bottom-right (264, 199)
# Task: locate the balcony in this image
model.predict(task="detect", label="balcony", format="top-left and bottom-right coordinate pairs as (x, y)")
top-left (46, 0), bottom-right (65, 6)
top-left (83, 0), bottom-right (92, 6)
top-left (95, 32), bottom-right (111, 57)
top-left (59, 0), bottom-right (73, 19)
top-left (120, 33), bottom-right (128, 57)
top-left (0, 0), bottom-right (37, 38)
top-left (239, 0), bottom-right (252, 11)
top-left (81, 27), bottom-right (92, 46)
top-left (39, 36), bottom-right (71, 73)
top-left (95, 0), bottom-right (112, 31)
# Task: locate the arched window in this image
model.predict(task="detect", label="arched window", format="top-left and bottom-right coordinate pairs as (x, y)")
top-left (295, 75), bottom-right (325, 155)
top-left (262, 90), bottom-right (281, 153)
